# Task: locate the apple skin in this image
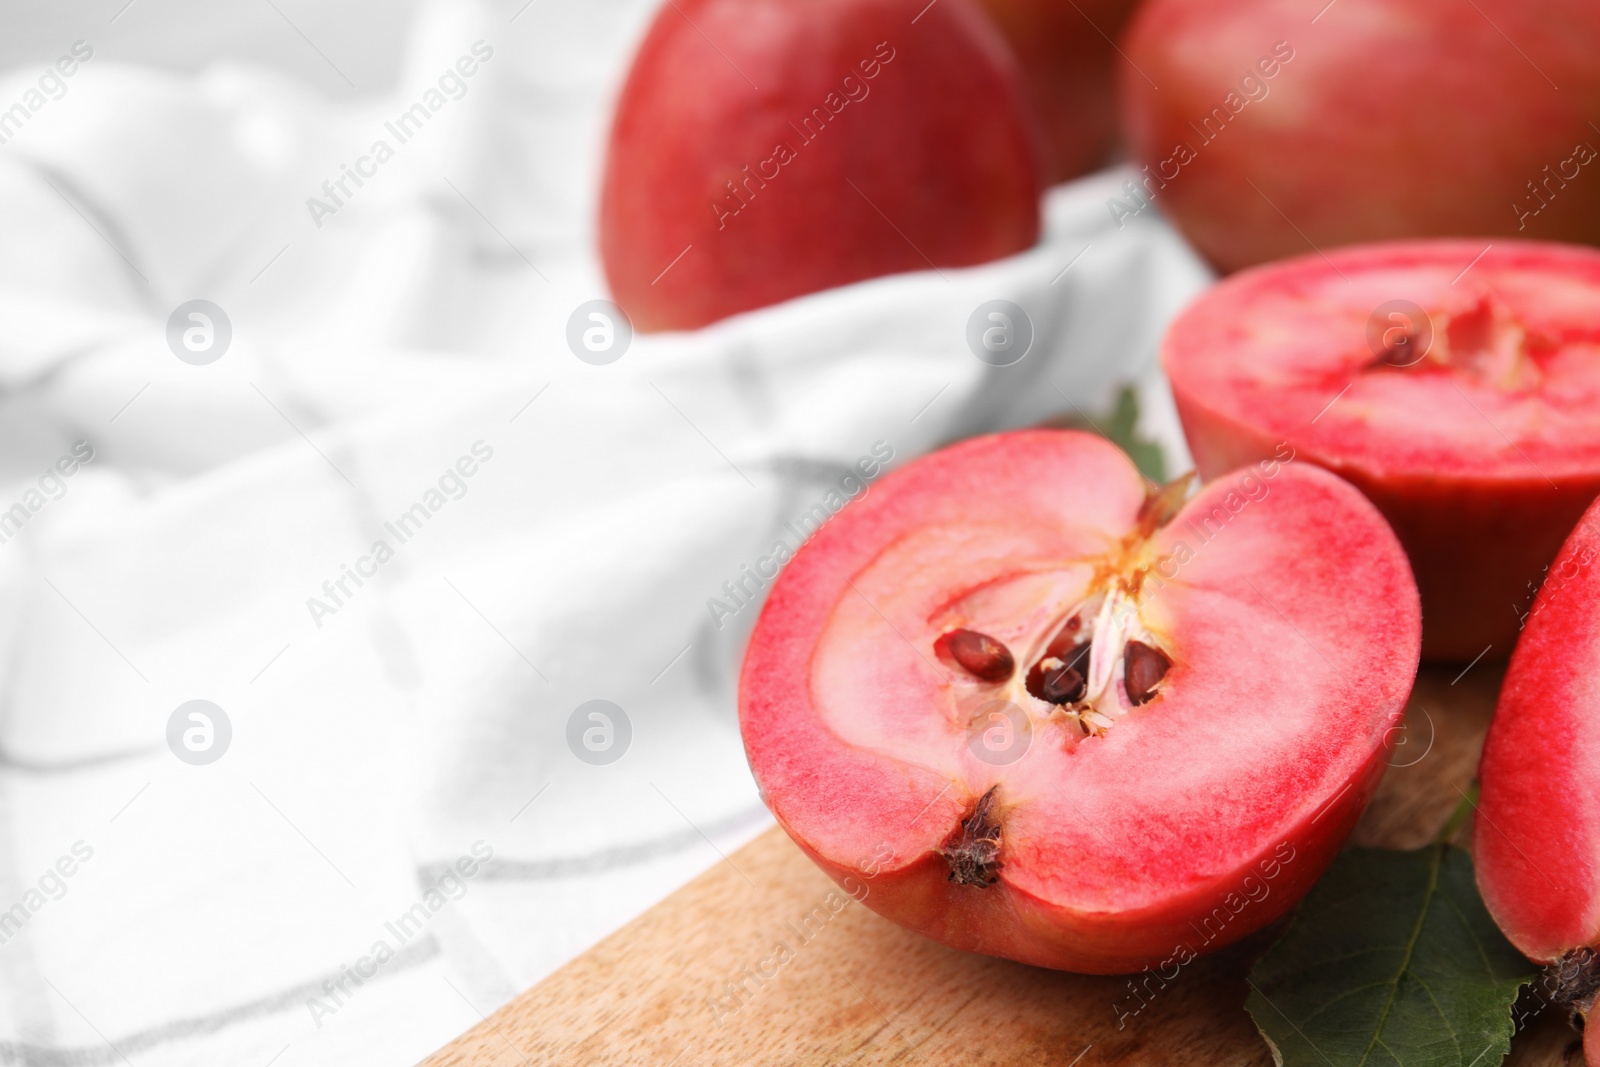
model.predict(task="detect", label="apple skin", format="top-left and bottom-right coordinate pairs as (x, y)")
top-left (973, 0), bottom-right (1140, 184)
top-left (599, 0), bottom-right (1043, 333)
top-left (1119, 0), bottom-right (1600, 273)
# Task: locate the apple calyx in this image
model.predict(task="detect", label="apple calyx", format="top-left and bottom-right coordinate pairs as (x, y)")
top-left (941, 785), bottom-right (1004, 887)
top-left (1547, 947), bottom-right (1600, 1033)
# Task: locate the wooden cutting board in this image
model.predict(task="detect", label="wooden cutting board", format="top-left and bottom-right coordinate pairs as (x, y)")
top-left (422, 663), bottom-right (1583, 1066)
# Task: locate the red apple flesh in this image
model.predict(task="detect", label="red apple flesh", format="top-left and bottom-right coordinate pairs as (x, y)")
top-left (973, 0), bottom-right (1140, 184)
top-left (739, 430), bottom-right (1420, 973)
top-left (600, 0), bottom-right (1043, 332)
top-left (1120, 0), bottom-right (1600, 273)
top-left (1163, 238), bottom-right (1600, 662)
top-left (1477, 494), bottom-right (1600, 1049)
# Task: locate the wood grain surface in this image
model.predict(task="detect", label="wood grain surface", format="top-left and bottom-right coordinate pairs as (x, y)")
top-left (424, 663), bottom-right (1585, 1067)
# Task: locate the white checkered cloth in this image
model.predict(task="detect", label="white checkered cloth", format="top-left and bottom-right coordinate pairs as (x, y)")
top-left (0, 1), bottom-right (1210, 1063)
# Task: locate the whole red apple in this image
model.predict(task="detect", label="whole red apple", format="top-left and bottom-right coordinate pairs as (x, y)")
top-left (1119, 0), bottom-right (1600, 272)
top-left (740, 430), bottom-right (1419, 973)
top-left (599, 0), bottom-right (1042, 332)
top-left (1162, 238), bottom-right (1600, 662)
top-left (973, 0), bottom-right (1140, 184)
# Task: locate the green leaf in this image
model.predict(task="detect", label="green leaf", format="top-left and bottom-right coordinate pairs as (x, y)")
top-left (1246, 846), bottom-right (1536, 1067)
top-left (1061, 385), bottom-right (1167, 483)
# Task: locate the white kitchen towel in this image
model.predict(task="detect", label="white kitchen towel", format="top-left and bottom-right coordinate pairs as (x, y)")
top-left (0, 1), bottom-right (1212, 1064)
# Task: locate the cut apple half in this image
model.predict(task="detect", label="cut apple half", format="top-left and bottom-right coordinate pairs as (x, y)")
top-left (739, 429), bottom-right (1420, 972)
top-left (1164, 239), bottom-right (1600, 661)
top-left (1478, 493), bottom-right (1600, 1038)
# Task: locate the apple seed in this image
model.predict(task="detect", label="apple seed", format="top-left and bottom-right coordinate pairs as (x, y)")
top-left (936, 628), bottom-right (1015, 683)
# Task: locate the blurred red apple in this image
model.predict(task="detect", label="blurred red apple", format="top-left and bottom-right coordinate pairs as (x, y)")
top-left (1119, 0), bottom-right (1600, 272)
top-left (599, 0), bottom-right (1042, 332)
top-left (974, 0), bottom-right (1140, 184)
